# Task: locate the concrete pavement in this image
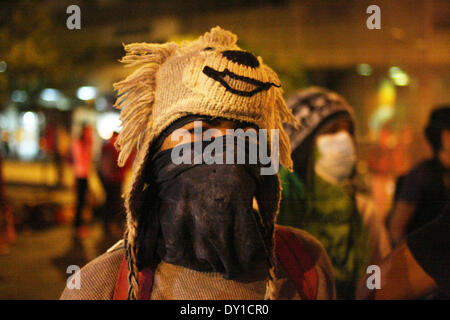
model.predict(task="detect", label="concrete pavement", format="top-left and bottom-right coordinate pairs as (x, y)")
top-left (0, 222), bottom-right (117, 299)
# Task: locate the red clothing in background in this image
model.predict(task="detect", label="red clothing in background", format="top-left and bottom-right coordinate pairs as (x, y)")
top-left (72, 138), bottom-right (92, 178)
top-left (100, 135), bottom-right (125, 183)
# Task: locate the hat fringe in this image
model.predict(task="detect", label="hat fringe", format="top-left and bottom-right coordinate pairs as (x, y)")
top-left (113, 42), bottom-right (178, 167)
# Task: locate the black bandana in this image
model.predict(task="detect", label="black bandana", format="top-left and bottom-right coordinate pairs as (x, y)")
top-left (148, 137), bottom-right (276, 279)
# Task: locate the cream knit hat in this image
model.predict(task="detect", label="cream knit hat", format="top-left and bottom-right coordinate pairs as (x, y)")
top-left (114, 26), bottom-right (297, 299)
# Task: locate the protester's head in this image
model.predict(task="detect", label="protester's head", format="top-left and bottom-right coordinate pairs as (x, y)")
top-left (113, 27), bottom-right (297, 300)
top-left (286, 87), bottom-right (356, 185)
top-left (425, 105), bottom-right (450, 156)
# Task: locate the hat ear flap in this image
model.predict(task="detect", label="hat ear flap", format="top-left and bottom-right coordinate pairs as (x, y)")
top-left (113, 42), bottom-right (179, 167)
top-left (135, 184), bottom-right (161, 270)
top-left (255, 173), bottom-right (280, 239)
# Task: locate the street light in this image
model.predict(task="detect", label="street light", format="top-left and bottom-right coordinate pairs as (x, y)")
top-left (40, 88), bottom-right (62, 102)
top-left (356, 63), bottom-right (372, 76)
top-left (389, 66), bottom-right (410, 86)
top-left (77, 86), bottom-right (97, 101)
top-left (0, 61), bottom-right (6, 72)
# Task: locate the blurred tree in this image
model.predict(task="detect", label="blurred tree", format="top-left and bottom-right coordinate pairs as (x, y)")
top-left (0, 0), bottom-right (294, 109)
top-left (0, 1), bottom-right (104, 110)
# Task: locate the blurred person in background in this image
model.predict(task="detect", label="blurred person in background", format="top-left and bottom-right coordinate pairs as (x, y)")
top-left (52, 124), bottom-right (68, 187)
top-left (56, 124), bottom-right (71, 187)
top-left (98, 131), bottom-right (132, 247)
top-left (71, 124), bottom-right (93, 239)
top-left (42, 123), bottom-right (59, 186)
top-left (357, 203), bottom-right (449, 300)
top-left (1, 130), bottom-right (10, 157)
top-left (392, 126), bottom-right (415, 177)
top-left (0, 151), bottom-right (7, 255)
top-left (389, 105), bottom-right (450, 247)
top-left (277, 87), bottom-right (391, 299)
top-left (0, 152), bottom-right (15, 255)
top-left (366, 125), bottom-right (396, 223)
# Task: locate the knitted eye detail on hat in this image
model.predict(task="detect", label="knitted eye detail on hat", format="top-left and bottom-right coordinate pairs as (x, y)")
top-left (202, 65), bottom-right (280, 97)
top-left (202, 50), bottom-right (280, 97)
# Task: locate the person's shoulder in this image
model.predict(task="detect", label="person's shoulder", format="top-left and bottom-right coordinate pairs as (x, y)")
top-left (400, 158), bottom-right (438, 189)
top-left (60, 240), bottom-right (125, 300)
top-left (275, 225), bottom-right (336, 299)
top-left (407, 158), bottom-right (438, 176)
top-left (275, 225), bottom-right (327, 262)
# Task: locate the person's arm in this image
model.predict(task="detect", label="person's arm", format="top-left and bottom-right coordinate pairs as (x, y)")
top-left (296, 228), bottom-right (336, 299)
top-left (388, 163), bottom-right (431, 247)
top-left (388, 201), bottom-right (415, 247)
top-left (355, 240), bottom-right (438, 300)
top-left (356, 194), bottom-right (392, 265)
top-left (358, 209), bottom-right (450, 300)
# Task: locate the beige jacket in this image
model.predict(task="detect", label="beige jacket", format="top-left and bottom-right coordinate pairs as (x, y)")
top-left (60, 226), bottom-right (335, 300)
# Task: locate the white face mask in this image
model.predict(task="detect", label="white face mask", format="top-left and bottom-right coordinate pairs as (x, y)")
top-left (314, 131), bottom-right (357, 185)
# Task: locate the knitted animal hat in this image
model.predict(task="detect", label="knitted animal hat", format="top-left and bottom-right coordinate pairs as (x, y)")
top-left (285, 86), bottom-right (355, 151)
top-left (114, 26), bottom-right (297, 299)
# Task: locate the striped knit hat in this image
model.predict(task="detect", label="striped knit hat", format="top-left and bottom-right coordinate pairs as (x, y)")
top-left (285, 86), bottom-right (355, 151)
top-left (113, 26), bottom-right (297, 300)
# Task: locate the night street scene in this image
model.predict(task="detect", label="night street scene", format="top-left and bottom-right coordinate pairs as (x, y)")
top-left (0, 0), bottom-right (448, 305)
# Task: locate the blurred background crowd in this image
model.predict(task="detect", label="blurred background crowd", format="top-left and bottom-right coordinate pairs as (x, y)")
top-left (0, 0), bottom-right (448, 299)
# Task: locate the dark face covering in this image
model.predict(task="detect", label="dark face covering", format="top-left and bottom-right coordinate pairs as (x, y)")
top-left (152, 139), bottom-right (274, 279)
top-left (145, 131), bottom-right (279, 280)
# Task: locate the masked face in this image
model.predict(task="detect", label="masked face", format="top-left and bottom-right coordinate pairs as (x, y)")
top-left (145, 118), bottom-right (279, 279)
top-left (314, 131), bottom-right (357, 185)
